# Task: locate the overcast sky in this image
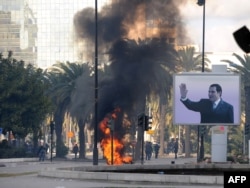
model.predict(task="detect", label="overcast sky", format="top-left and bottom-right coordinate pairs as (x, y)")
top-left (180, 0), bottom-right (250, 53)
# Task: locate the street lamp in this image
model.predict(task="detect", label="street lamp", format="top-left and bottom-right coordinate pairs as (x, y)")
top-left (93, 0), bottom-right (99, 165)
top-left (197, 0), bottom-right (206, 162)
top-left (197, 0), bottom-right (205, 72)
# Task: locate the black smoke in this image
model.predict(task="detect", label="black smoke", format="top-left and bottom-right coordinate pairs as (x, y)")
top-left (73, 0), bottom-right (187, 138)
top-left (74, 0), bottom-right (187, 52)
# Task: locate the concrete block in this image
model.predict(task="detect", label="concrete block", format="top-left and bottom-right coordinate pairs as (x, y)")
top-left (189, 175), bottom-right (223, 184)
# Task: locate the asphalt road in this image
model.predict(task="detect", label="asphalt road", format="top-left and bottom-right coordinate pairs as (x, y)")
top-left (0, 154), bottom-right (223, 188)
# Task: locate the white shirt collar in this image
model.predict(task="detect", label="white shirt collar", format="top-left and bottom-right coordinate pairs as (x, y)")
top-left (214, 98), bottom-right (221, 106)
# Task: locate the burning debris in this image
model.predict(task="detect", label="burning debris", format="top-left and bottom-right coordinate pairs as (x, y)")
top-left (99, 108), bottom-right (132, 165)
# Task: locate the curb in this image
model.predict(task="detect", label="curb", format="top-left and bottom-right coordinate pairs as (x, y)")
top-left (0, 158), bottom-right (37, 163)
top-left (38, 168), bottom-right (223, 185)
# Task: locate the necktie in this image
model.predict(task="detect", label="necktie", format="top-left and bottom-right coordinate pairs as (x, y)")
top-left (213, 103), bottom-right (216, 110)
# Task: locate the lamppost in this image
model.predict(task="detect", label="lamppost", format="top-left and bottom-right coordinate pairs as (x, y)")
top-left (197, 0), bottom-right (206, 162)
top-left (93, 0), bottom-right (99, 165)
top-left (107, 118), bottom-right (114, 165)
top-left (197, 0), bottom-right (206, 72)
top-left (50, 121), bottom-right (54, 162)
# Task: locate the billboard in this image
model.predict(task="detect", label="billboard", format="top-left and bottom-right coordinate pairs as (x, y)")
top-left (173, 73), bottom-right (241, 125)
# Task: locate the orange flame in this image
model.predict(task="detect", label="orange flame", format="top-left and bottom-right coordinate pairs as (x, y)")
top-left (99, 108), bottom-right (132, 165)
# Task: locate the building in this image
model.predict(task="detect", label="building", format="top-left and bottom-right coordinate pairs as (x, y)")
top-left (0, 0), bottom-right (37, 65)
top-left (0, 0), bottom-right (179, 68)
top-left (0, 0), bottom-right (111, 68)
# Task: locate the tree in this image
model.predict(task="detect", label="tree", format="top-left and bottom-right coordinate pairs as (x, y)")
top-left (0, 52), bottom-right (52, 149)
top-left (177, 46), bottom-right (210, 72)
top-left (221, 53), bottom-right (250, 153)
top-left (21, 65), bottom-right (52, 149)
top-left (69, 63), bottom-right (94, 158)
top-left (227, 125), bottom-right (244, 156)
top-left (0, 53), bottom-right (27, 135)
top-left (176, 46), bottom-right (210, 158)
top-left (44, 62), bottom-right (87, 157)
top-left (104, 38), bottom-right (178, 160)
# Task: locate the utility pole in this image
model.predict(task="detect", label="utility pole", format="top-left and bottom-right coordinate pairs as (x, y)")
top-left (197, 0), bottom-right (206, 162)
top-left (108, 118), bottom-right (114, 165)
top-left (138, 113), bottom-right (145, 165)
top-left (93, 0), bottom-right (99, 165)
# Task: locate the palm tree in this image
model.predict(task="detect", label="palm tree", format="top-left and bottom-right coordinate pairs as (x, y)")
top-left (44, 62), bottom-right (87, 157)
top-left (105, 38), bottom-right (178, 160)
top-left (69, 64), bottom-right (94, 158)
top-left (177, 46), bottom-right (210, 72)
top-left (221, 53), bottom-right (250, 152)
top-left (176, 46), bottom-right (211, 158)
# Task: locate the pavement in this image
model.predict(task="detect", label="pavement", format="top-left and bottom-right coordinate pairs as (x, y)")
top-left (0, 153), bottom-right (249, 186)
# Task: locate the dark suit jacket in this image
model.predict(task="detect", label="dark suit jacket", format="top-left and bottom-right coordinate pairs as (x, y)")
top-left (181, 98), bottom-right (234, 124)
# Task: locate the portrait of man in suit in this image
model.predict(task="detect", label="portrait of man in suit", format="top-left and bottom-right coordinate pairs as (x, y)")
top-left (179, 83), bottom-right (234, 124)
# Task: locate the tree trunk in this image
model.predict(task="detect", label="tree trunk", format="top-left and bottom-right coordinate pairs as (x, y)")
top-left (78, 118), bottom-right (86, 159)
top-left (54, 107), bottom-right (64, 158)
top-left (244, 86), bottom-right (250, 153)
top-left (32, 128), bottom-right (39, 155)
top-left (159, 104), bottom-right (166, 156)
top-left (184, 125), bottom-right (191, 157)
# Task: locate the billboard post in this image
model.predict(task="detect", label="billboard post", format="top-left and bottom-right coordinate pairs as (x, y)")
top-left (211, 125), bottom-right (227, 162)
top-left (211, 64), bottom-right (228, 163)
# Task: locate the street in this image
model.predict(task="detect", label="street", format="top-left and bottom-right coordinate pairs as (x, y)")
top-left (0, 154), bottom-right (223, 188)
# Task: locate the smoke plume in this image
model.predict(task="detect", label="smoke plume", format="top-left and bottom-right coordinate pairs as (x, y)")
top-left (73, 0), bottom-right (187, 138)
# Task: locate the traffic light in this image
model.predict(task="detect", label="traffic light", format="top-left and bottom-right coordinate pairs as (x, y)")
top-left (197, 0), bottom-right (205, 6)
top-left (138, 113), bottom-right (145, 127)
top-left (144, 115), bottom-right (152, 131)
top-left (245, 124), bottom-right (250, 135)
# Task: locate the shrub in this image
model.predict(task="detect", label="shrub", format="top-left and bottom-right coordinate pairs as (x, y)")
top-left (0, 147), bottom-right (26, 158)
top-left (56, 143), bottom-right (68, 158)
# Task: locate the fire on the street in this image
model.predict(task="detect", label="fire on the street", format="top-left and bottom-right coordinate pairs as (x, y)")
top-left (99, 108), bottom-right (132, 165)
